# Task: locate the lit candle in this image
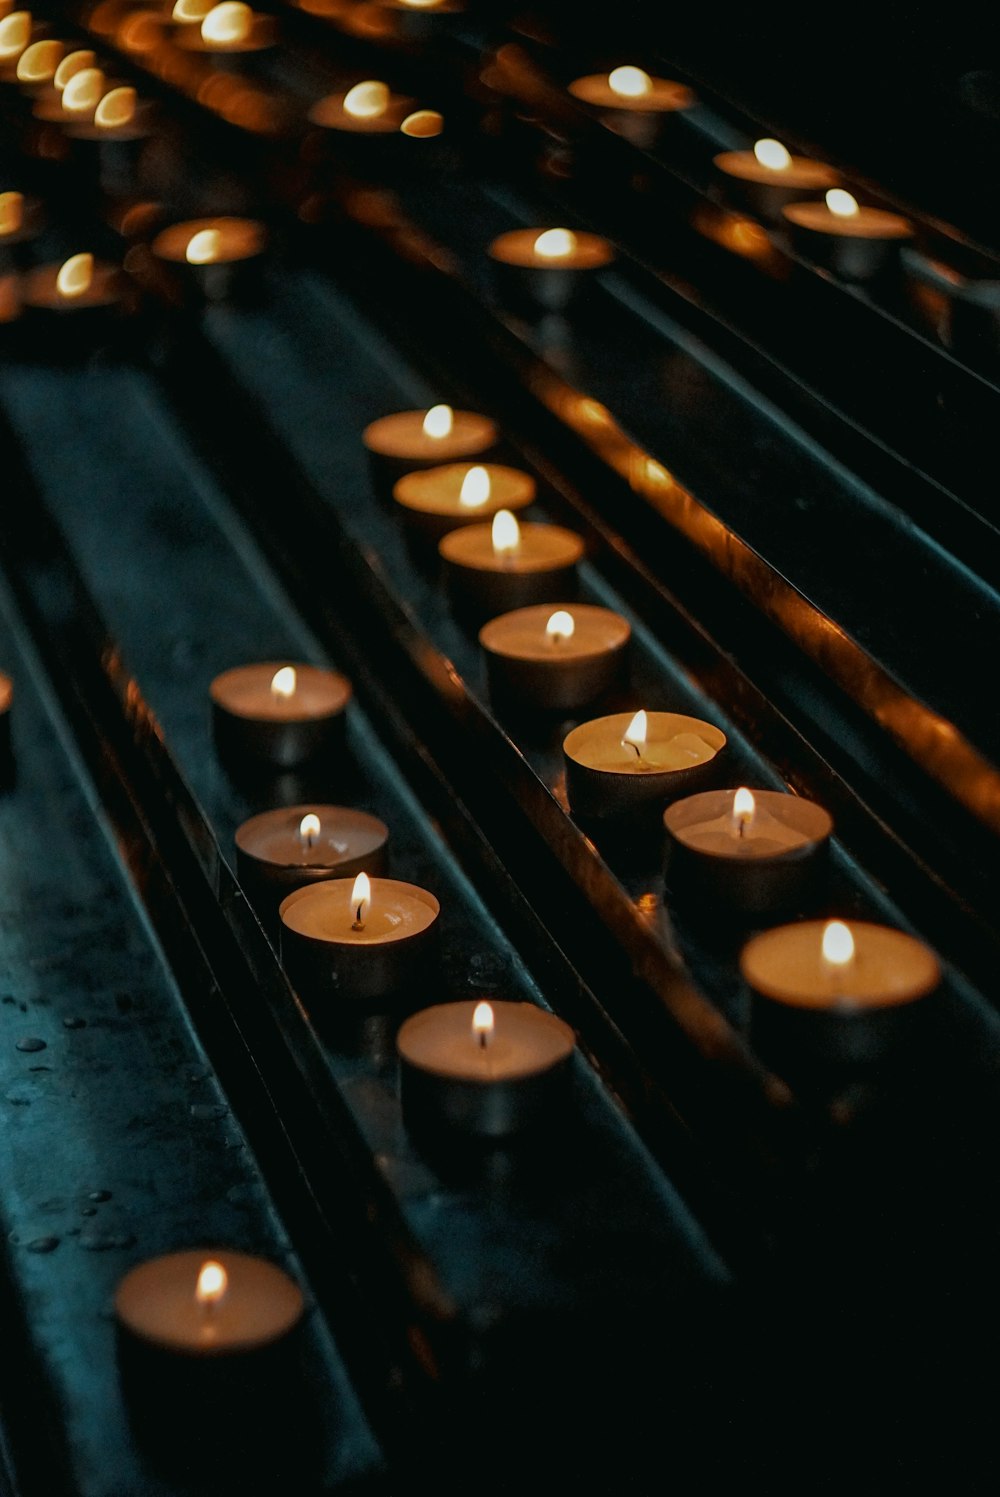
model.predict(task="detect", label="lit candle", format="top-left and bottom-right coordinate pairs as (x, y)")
top-left (279, 874), bottom-right (440, 1003)
top-left (376, 0), bottom-right (464, 42)
top-left (177, 1), bottom-right (277, 54)
top-left (362, 405), bottom-right (499, 496)
top-left (663, 786), bottom-right (833, 915)
top-left (562, 709), bottom-right (726, 821)
top-left (392, 461), bottom-right (535, 545)
top-left (713, 138), bottom-right (838, 222)
top-left (568, 66), bottom-right (694, 148)
top-left (0, 670), bottom-right (11, 761)
top-left (783, 188), bottom-right (913, 281)
top-left (741, 917), bottom-right (941, 1069)
top-left (487, 227), bottom-right (615, 316)
top-left (235, 804), bottom-right (390, 923)
top-left (14, 39), bottom-right (64, 89)
top-left (309, 78), bottom-right (413, 135)
top-left (152, 216), bottom-right (267, 302)
top-left (22, 252), bottom-right (127, 347)
top-left (397, 998), bottom-right (576, 1139)
top-left (209, 661), bottom-right (352, 771)
top-left (0, 189), bottom-right (41, 272)
top-left (479, 603), bottom-right (630, 711)
top-left (439, 510), bottom-right (585, 622)
top-left (0, 13), bottom-right (32, 71)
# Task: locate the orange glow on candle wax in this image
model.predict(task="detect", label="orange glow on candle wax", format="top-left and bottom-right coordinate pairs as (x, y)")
top-left (0, 192), bottom-right (23, 236)
top-left (185, 228), bottom-right (222, 264)
top-left (299, 813), bottom-right (321, 847)
top-left (270, 666), bottom-right (296, 699)
top-left (16, 39), bottom-right (63, 83)
top-left (732, 786), bottom-right (755, 835)
top-left (56, 253), bottom-right (93, 299)
top-left (62, 67), bottom-right (105, 113)
top-left (826, 189), bottom-right (859, 218)
top-left (195, 1259), bottom-right (228, 1305)
top-left (608, 65), bottom-right (652, 99)
top-left (546, 610), bottom-right (575, 644)
top-left (491, 509), bottom-right (520, 557)
top-left (351, 871), bottom-right (371, 929)
top-left (753, 138), bottom-right (791, 171)
top-left (95, 86), bottom-right (136, 128)
top-left (460, 466), bottom-right (490, 508)
top-left (201, 2), bottom-right (252, 43)
top-left (0, 13), bottom-right (31, 62)
top-left (343, 80), bottom-right (389, 119)
top-left (822, 920), bottom-right (855, 968)
top-left (533, 228), bottom-right (577, 260)
top-left (472, 1000), bottom-right (494, 1048)
top-left (422, 404), bottom-right (453, 439)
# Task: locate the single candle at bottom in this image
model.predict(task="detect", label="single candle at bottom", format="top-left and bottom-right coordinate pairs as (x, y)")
top-left (235, 804), bottom-right (390, 921)
top-left (280, 873), bottom-right (440, 1003)
top-left (663, 786), bottom-right (832, 916)
top-left (740, 918), bottom-right (941, 1068)
top-left (397, 998), bottom-right (576, 1139)
top-left (563, 709), bottom-right (726, 820)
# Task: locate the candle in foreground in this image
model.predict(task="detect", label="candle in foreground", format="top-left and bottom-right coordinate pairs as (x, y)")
top-left (783, 189), bottom-right (912, 281)
top-left (440, 510), bottom-right (585, 621)
top-left (235, 804), bottom-right (390, 921)
top-left (362, 405), bottom-right (498, 495)
top-left (280, 873), bottom-right (440, 1003)
top-left (397, 998), bottom-right (575, 1138)
top-left (177, 2), bottom-right (277, 54)
top-left (488, 228), bottom-right (614, 316)
top-left (713, 138), bottom-right (838, 222)
top-left (115, 1249), bottom-right (304, 1357)
top-left (210, 662), bottom-right (351, 771)
top-left (740, 917), bottom-right (941, 1067)
top-left (479, 604), bottom-right (630, 711)
top-left (663, 787), bottom-right (832, 915)
top-left (563, 709), bottom-right (726, 820)
top-left (393, 461), bottom-right (535, 545)
top-left (568, 66), bottom-right (694, 147)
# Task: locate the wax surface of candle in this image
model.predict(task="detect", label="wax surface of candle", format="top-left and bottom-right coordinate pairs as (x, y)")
top-left (394, 463), bottom-right (534, 517)
top-left (714, 147), bottom-right (837, 190)
top-left (115, 1249), bottom-right (304, 1355)
top-left (211, 663), bottom-right (349, 721)
top-left (673, 799), bottom-right (819, 857)
top-left (783, 200), bottom-right (912, 239)
top-left (488, 228), bottom-right (614, 269)
top-left (568, 70), bottom-right (693, 112)
top-left (479, 603), bottom-right (628, 662)
top-left (565, 712), bottom-right (726, 773)
top-left (363, 408), bottom-right (497, 461)
top-left (152, 217), bottom-right (266, 265)
top-left (398, 1000), bottom-right (574, 1081)
top-left (440, 520), bottom-right (583, 573)
top-left (740, 920), bottom-right (940, 1009)
top-left (236, 806), bottom-right (388, 867)
top-left (281, 878), bottom-right (437, 944)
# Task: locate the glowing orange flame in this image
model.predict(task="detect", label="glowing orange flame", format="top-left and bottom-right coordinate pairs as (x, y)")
top-left (270, 666), bottom-right (296, 699)
top-left (400, 109), bottom-right (443, 139)
top-left (0, 191), bottom-right (23, 237)
top-left (472, 1000), bottom-right (494, 1047)
top-left (826, 189), bottom-right (859, 219)
top-left (822, 920), bottom-right (855, 967)
top-left (733, 787), bottom-right (755, 832)
top-left (534, 228), bottom-right (577, 260)
top-left (459, 466), bottom-right (490, 508)
top-left (195, 1260), bottom-right (228, 1305)
top-left (172, 0), bottom-right (214, 20)
top-left (56, 253), bottom-right (93, 299)
top-left (422, 404), bottom-right (452, 439)
top-left (201, 2), bottom-right (252, 43)
top-left (546, 610), bottom-right (575, 643)
top-left (351, 871), bottom-right (371, 929)
top-left (16, 39), bottom-right (64, 84)
top-left (299, 813), bottom-right (321, 845)
top-left (608, 65), bottom-right (652, 99)
top-left (0, 12), bottom-right (31, 63)
top-left (753, 138), bottom-right (791, 171)
top-left (491, 509), bottom-right (520, 556)
top-left (95, 86), bottom-right (136, 129)
top-left (343, 80), bottom-right (389, 119)
top-left (622, 710), bottom-right (647, 757)
top-left (53, 49), bottom-right (95, 91)
top-left (62, 67), bottom-right (105, 114)
top-left (185, 228), bottom-right (222, 264)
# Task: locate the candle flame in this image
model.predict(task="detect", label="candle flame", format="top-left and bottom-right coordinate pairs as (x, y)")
top-left (422, 403), bottom-right (453, 439)
top-left (16, 39), bottom-right (63, 84)
top-left (821, 920), bottom-right (855, 967)
top-left (299, 813), bottom-right (321, 846)
top-left (270, 665), bottom-right (296, 699)
top-left (186, 227), bottom-right (222, 265)
top-left (753, 138), bottom-right (791, 171)
top-left (472, 1000), bottom-right (494, 1047)
top-left (95, 86), bottom-right (137, 129)
top-left (56, 253), bottom-right (93, 299)
top-left (460, 465), bottom-right (490, 508)
top-left (0, 191), bottom-right (23, 237)
top-left (53, 49), bottom-right (95, 91)
top-left (351, 870), bottom-right (371, 929)
top-left (546, 610), bottom-right (575, 643)
top-left (201, 2), bottom-right (253, 43)
top-left (195, 1259), bottom-right (228, 1305)
top-left (0, 13), bottom-right (31, 63)
top-left (533, 228), bottom-right (577, 261)
top-left (733, 786), bottom-right (755, 833)
top-left (400, 109), bottom-right (444, 139)
top-left (172, 0), bottom-right (214, 20)
top-left (826, 189), bottom-right (859, 219)
top-left (608, 65), bottom-right (652, 99)
top-left (344, 80), bottom-right (389, 119)
top-left (622, 709), bottom-right (647, 753)
top-left (62, 67), bottom-right (105, 114)
top-left (401, 0), bottom-right (443, 8)
top-left (491, 508), bottom-right (520, 556)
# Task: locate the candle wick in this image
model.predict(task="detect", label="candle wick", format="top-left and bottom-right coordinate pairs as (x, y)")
top-left (738, 818), bottom-right (746, 839)
top-left (352, 905), bottom-right (366, 931)
top-left (624, 740), bottom-right (642, 761)
top-left (479, 1030), bottom-right (488, 1049)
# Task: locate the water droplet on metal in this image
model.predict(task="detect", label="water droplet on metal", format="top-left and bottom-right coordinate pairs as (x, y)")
top-left (27, 1236), bottom-right (60, 1254)
top-left (63, 1016), bottom-right (87, 1030)
top-left (16, 1037), bottom-right (46, 1053)
top-left (88, 1190), bottom-right (112, 1203)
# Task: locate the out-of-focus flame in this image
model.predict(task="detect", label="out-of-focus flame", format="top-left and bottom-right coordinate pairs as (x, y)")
top-left (95, 86), bottom-right (136, 129)
top-left (472, 1000), bottom-right (494, 1047)
top-left (608, 65), bottom-right (652, 99)
top-left (400, 109), bottom-right (443, 138)
top-left (753, 138), bottom-right (791, 171)
top-left (16, 39), bottom-right (64, 84)
top-left (491, 509), bottom-right (520, 556)
top-left (459, 465), bottom-right (490, 508)
top-left (62, 67), bottom-right (105, 113)
top-left (185, 227), bottom-right (222, 264)
top-left (533, 228), bottom-right (576, 260)
top-left (351, 871), bottom-right (371, 929)
top-left (270, 665), bottom-right (296, 699)
top-left (0, 12), bottom-right (31, 63)
top-left (173, 0), bottom-right (214, 19)
top-left (195, 1260), bottom-right (228, 1305)
top-left (299, 813), bottom-right (321, 846)
top-left (826, 189), bottom-right (859, 218)
top-left (821, 920), bottom-right (855, 967)
top-left (343, 80), bottom-right (389, 119)
top-left (201, 2), bottom-right (252, 44)
top-left (0, 191), bottom-right (23, 237)
top-left (546, 610), bottom-right (575, 643)
top-left (56, 253), bottom-right (93, 298)
top-left (53, 49), bottom-right (95, 90)
top-left (422, 403), bottom-right (452, 439)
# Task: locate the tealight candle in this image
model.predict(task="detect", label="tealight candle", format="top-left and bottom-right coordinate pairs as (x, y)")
top-left (176, 2), bottom-right (277, 56)
top-left (21, 253), bottom-right (128, 348)
top-left (33, 59), bottom-right (107, 122)
top-left (235, 804), bottom-right (389, 923)
top-left (740, 918), bottom-right (941, 1068)
top-left (210, 662), bottom-right (352, 771)
top-left (0, 13), bottom-right (32, 76)
top-left (479, 603), bottom-right (629, 711)
top-left (279, 874), bottom-right (440, 1003)
top-left (376, 0), bottom-right (464, 41)
top-left (66, 87), bottom-right (155, 196)
top-left (11, 39), bottom-right (63, 91)
top-left (563, 709), bottom-right (726, 820)
top-left (783, 189), bottom-right (913, 281)
top-left (663, 787), bottom-right (832, 916)
top-left (392, 462), bottom-right (535, 546)
top-left (440, 510), bottom-right (584, 622)
top-left (308, 79), bottom-right (414, 135)
top-left (0, 670), bottom-right (11, 760)
top-left (397, 999), bottom-right (575, 1139)
top-left (152, 216), bottom-right (267, 301)
top-left (714, 138), bottom-right (838, 222)
top-left (488, 228), bottom-right (615, 317)
top-left (0, 189), bottom-right (42, 271)
top-left (568, 66), bottom-right (694, 148)
top-left (362, 405), bottom-right (499, 497)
